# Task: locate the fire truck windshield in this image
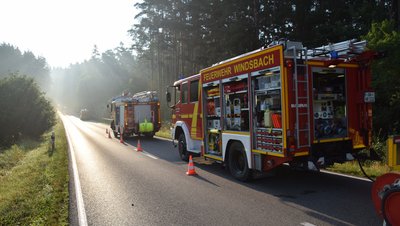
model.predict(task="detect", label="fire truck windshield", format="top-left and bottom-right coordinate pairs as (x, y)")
top-left (166, 85), bottom-right (180, 108)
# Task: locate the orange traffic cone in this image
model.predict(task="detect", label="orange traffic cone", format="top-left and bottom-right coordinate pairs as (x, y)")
top-left (136, 139), bottom-right (143, 152)
top-left (186, 155), bottom-right (197, 176)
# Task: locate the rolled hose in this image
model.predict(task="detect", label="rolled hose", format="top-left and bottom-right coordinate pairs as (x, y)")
top-left (371, 173), bottom-right (400, 225)
top-left (381, 185), bottom-right (400, 226)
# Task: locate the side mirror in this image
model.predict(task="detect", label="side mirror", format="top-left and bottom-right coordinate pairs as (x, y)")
top-left (166, 91), bottom-right (171, 103)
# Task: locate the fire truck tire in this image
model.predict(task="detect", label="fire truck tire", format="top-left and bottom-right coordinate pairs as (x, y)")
top-left (178, 134), bottom-right (190, 162)
top-left (228, 142), bottom-right (251, 181)
top-left (111, 121), bottom-right (118, 138)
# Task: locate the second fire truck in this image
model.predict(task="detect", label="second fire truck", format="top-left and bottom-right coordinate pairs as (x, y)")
top-left (167, 39), bottom-right (376, 181)
top-left (108, 91), bottom-right (161, 138)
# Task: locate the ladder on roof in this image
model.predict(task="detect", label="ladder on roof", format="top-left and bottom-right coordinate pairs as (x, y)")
top-left (307, 39), bottom-right (367, 59)
top-left (287, 46), bottom-right (311, 149)
top-left (132, 91), bottom-right (157, 101)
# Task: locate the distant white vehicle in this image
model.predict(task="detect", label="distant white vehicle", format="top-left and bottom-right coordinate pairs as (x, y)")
top-left (80, 109), bottom-right (89, 120)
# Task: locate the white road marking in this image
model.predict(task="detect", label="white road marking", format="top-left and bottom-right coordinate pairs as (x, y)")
top-left (320, 169), bottom-right (372, 182)
top-left (154, 135), bottom-right (172, 141)
top-left (64, 115), bottom-right (88, 226)
top-left (282, 163), bottom-right (372, 182)
top-left (300, 222), bottom-right (316, 226)
top-left (142, 151), bottom-right (158, 160)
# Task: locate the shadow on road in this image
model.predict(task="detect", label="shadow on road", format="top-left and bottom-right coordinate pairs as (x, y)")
top-left (78, 118), bottom-right (380, 226)
top-left (123, 136), bottom-right (380, 226)
top-left (123, 136), bottom-right (184, 163)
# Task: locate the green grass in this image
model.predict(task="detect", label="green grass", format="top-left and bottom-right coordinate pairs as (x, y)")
top-left (0, 117), bottom-right (69, 225)
top-left (155, 122), bottom-right (172, 138)
top-left (328, 160), bottom-right (390, 180)
top-left (328, 134), bottom-right (390, 179)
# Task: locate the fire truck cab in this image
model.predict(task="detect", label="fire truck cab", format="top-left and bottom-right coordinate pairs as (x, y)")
top-left (168, 39), bottom-right (376, 181)
top-left (167, 75), bottom-right (202, 161)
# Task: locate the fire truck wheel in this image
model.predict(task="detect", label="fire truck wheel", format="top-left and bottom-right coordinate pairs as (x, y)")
top-left (178, 134), bottom-right (190, 162)
top-left (228, 142), bottom-right (251, 181)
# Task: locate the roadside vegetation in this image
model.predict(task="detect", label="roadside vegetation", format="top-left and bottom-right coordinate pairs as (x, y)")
top-left (0, 118), bottom-right (69, 225)
top-left (328, 133), bottom-right (390, 180)
top-left (0, 75), bottom-right (68, 225)
top-left (155, 122), bottom-right (172, 138)
top-left (0, 75), bottom-right (55, 147)
top-left (328, 161), bottom-right (390, 180)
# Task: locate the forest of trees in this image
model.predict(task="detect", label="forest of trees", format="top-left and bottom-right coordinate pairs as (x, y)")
top-left (0, 76), bottom-right (55, 147)
top-left (1, 0), bottom-right (399, 137)
top-left (50, 0), bottom-right (400, 135)
top-left (0, 43), bottom-right (50, 91)
top-left (129, 0), bottom-right (394, 97)
top-left (0, 44), bottom-right (55, 147)
top-left (49, 43), bottom-right (153, 119)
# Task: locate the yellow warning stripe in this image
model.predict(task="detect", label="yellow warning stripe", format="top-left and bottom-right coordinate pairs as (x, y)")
top-left (307, 61), bottom-right (359, 68)
top-left (307, 61), bottom-right (324, 66)
top-left (313, 137), bottom-right (350, 143)
top-left (181, 114), bottom-right (192, 119)
top-left (204, 154), bottom-right (223, 161)
top-left (190, 102), bottom-right (199, 139)
top-left (337, 63), bottom-right (359, 68)
top-left (252, 149), bottom-right (285, 157)
top-left (280, 47), bottom-right (287, 149)
top-left (222, 131), bottom-right (250, 136)
top-left (294, 151), bottom-right (309, 157)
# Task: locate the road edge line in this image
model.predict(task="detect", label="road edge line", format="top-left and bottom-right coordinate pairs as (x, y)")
top-left (64, 116), bottom-right (88, 226)
top-left (142, 151), bottom-right (158, 160)
top-left (320, 169), bottom-right (372, 182)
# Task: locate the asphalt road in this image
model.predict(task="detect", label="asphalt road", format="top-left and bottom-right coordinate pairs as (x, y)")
top-left (62, 114), bottom-right (382, 226)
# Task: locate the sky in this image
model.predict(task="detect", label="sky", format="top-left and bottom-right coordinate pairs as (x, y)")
top-left (0, 0), bottom-right (139, 68)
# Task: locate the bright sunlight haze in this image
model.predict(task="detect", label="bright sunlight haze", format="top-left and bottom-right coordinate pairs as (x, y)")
top-left (0, 0), bottom-right (138, 67)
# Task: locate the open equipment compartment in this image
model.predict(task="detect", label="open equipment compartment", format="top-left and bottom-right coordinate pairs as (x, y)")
top-left (312, 67), bottom-right (347, 140)
top-left (252, 66), bottom-right (284, 154)
top-left (204, 81), bottom-right (222, 156)
top-left (222, 74), bottom-right (249, 132)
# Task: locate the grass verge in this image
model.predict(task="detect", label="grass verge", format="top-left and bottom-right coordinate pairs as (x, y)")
top-left (327, 160), bottom-right (390, 180)
top-left (0, 117), bottom-right (69, 225)
top-left (155, 122), bottom-right (172, 138)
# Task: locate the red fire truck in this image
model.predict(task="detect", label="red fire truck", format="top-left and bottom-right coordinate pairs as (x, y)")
top-left (167, 39), bottom-right (376, 181)
top-left (108, 91), bottom-right (161, 138)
